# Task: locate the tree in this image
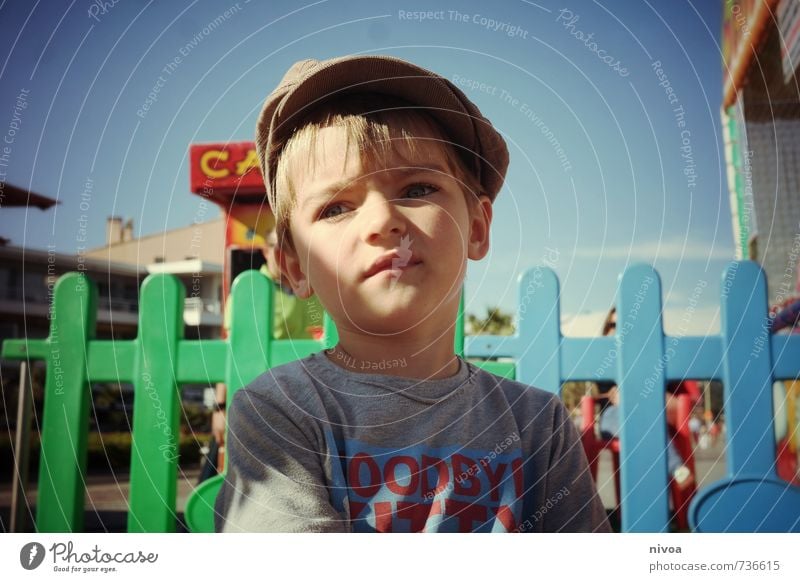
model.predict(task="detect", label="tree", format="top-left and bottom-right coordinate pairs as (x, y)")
top-left (466, 306), bottom-right (515, 336)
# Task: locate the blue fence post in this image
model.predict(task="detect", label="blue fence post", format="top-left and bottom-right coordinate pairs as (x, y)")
top-left (689, 261), bottom-right (800, 532)
top-left (516, 267), bottom-right (562, 394)
top-left (720, 261), bottom-right (776, 476)
top-left (617, 264), bottom-right (670, 532)
top-left (463, 267), bottom-right (561, 388)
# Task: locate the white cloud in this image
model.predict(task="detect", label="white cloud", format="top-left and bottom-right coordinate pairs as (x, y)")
top-left (561, 306), bottom-right (720, 338)
top-left (572, 239), bottom-right (734, 262)
top-left (561, 311), bottom-right (607, 337)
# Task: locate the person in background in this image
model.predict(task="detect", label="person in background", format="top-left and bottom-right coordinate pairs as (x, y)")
top-left (200, 227), bottom-right (324, 483)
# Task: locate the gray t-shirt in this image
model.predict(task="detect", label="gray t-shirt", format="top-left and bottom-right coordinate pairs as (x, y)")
top-left (214, 349), bottom-right (611, 533)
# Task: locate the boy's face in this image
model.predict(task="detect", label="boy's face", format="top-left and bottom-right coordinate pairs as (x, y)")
top-left (277, 122), bottom-right (492, 335)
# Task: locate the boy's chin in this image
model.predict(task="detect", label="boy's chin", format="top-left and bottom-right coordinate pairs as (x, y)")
top-left (353, 302), bottom-right (432, 334)
top-left (326, 287), bottom-right (452, 332)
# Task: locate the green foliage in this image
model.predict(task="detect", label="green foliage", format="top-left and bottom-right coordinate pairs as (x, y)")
top-left (561, 381), bottom-right (590, 412)
top-left (0, 431), bottom-right (209, 480)
top-left (466, 306), bottom-right (515, 335)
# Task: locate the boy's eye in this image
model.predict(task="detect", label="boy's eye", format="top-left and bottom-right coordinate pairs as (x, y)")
top-left (405, 183), bottom-right (439, 199)
top-left (319, 203), bottom-right (347, 221)
top-left (317, 183), bottom-right (439, 222)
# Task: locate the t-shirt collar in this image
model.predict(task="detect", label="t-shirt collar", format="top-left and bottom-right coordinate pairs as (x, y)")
top-left (304, 348), bottom-right (475, 404)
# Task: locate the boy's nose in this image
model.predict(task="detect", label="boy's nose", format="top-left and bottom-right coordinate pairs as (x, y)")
top-left (361, 195), bottom-right (406, 243)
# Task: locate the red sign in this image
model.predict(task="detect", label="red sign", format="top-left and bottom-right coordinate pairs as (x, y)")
top-left (189, 142), bottom-right (266, 203)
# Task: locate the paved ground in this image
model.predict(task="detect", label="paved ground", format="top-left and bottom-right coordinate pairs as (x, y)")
top-left (594, 437), bottom-right (728, 531)
top-left (595, 438), bottom-right (727, 509)
top-left (2, 440), bottom-right (729, 533)
top-left (0, 467), bottom-right (203, 533)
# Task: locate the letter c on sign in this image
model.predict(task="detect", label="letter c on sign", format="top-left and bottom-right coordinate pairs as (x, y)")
top-left (200, 150), bottom-right (230, 179)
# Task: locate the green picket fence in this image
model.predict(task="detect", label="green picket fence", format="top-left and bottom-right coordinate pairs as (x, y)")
top-left (2, 270), bottom-right (512, 532)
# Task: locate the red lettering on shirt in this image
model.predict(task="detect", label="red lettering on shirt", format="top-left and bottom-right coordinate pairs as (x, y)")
top-left (349, 452), bottom-right (381, 497)
top-left (421, 455), bottom-right (449, 497)
top-left (452, 453), bottom-right (481, 496)
top-left (511, 457), bottom-right (524, 498)
top-left (350, 500), bottom-right (367, 521)
top-left (396, 501), bottom-right (435, 532)
top-left (482, 462), bottom-right (507, 502)
top-left (374, 501), bottom-right (393, 532)
top-left (445, 499), bottom-right (488, 532)
top-left (385, 455), bottom-right (419, 496)
top-left (343, 447), bottom-right (524, 532)
top-left (490, 504), bottom-right (518, 532)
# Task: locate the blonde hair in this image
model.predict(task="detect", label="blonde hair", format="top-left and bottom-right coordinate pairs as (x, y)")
top-left (266, 92), bottom-right (484, 253)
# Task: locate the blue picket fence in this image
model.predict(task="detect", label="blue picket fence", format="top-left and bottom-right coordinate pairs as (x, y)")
top-left (469, 261), bottom-right (800, 532)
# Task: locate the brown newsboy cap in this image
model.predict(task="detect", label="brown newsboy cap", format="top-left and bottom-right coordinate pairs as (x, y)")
top-left (255, 54), bottom-right (509, 210)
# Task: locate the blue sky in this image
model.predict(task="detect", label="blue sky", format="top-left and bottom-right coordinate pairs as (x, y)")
top-left (0, 0), bottom-right (731, 335)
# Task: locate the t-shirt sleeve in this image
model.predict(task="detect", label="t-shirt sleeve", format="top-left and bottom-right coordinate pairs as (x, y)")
top-left (214, 386), bottom-right (349, 532)
top-left (541, 397), bottom-right (612, 532)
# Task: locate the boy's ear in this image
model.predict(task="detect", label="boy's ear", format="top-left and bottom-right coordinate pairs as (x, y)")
top-left (257, 244), bottom-right (270, 263)
top-left (467, 194), bottom-right (493, 261)
top-left (275, 242), bottom-right (313, 299)
top-left (260, 243), bottom-right (282, 284)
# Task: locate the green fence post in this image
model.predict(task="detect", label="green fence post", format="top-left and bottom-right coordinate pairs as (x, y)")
top-left (225, 270), bottom-right (273, 403)
top-left (455, 289), bottom-right (465, 357)
top-left (128, 274), bottom-right (184, 532)
top-left (37, 272), bottom-right (96, 531)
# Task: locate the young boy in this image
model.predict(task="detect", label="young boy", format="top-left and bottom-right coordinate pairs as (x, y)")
top-left (214, 54), bottom-right (611, 533)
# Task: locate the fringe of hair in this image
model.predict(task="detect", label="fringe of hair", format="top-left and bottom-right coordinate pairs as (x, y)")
top-left (267, 93), bottom-right (483, 252)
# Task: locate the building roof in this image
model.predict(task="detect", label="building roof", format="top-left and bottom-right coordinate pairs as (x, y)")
top-left (1, 183), bottom-right (59, 210)
top-left (0, 244), bottom-right (143, 276)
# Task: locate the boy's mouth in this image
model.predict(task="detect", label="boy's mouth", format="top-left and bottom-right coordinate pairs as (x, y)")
top-left (363, 251), bottom-right (423, 280)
